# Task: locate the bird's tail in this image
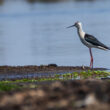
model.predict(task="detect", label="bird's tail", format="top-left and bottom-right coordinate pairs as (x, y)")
top-left (107, 47), bottom-right (110, 50)
top-left (103, 46), bottom-right (110, 50)
top-left (97, 45), bottom-right (110, 50)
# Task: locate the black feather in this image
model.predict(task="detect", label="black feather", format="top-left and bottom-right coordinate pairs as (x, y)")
top-left (85, 34), bottom-right (110, 50)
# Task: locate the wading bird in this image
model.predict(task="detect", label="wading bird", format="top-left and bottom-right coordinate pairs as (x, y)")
top-left (67, 21), bottom-right (110, 69)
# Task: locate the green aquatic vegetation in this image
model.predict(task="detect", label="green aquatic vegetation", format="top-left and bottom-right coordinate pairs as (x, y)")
top-left (62, 73), bottom-right (73, 80)
top-left (73, 72), bottom-right (79, 79)
top-left (0, 70), bottom-right (110, 83)
top-left (92, 71), bottom-right (110, 78)
top-left (55, 74), bottom-right (61, 78)
top-left (63, 70), bottom-right (110, 79)
top-left (79, 70), bottom-right (110, 79)
top-left (79, 70), bottom-right (94, 79)
top-left (0, 70), bottom-right (110, 91)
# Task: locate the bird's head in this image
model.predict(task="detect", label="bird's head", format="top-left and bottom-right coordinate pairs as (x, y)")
top-left (67, 21), bottom-right (82, 29)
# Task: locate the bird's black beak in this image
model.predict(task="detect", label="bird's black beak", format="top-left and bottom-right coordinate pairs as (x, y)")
top-left (67, 24), bottom-right (75, 28)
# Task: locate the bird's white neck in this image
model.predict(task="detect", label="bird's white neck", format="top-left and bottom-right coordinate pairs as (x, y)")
top-left (77, 25), bottom-right (85, 39)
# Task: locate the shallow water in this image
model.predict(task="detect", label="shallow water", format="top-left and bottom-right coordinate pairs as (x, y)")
top-left (0, 0), bottom-right (110, 68)
top-left (0, 72), bottom-right (65, 80)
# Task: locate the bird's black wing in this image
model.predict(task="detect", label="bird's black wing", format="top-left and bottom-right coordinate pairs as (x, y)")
top-left (85, 34), bottom-right (110, 50)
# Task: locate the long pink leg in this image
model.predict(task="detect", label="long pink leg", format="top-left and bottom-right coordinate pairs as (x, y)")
top-left (89, 48), bottom-right (93, 69)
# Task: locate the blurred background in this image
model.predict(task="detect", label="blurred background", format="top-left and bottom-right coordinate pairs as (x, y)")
top-left (0, 0), bottom-right (110, 68)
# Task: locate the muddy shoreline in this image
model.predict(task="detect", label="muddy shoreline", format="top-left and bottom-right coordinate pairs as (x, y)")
top-left (0, 65), bottom-right (110, 110)
top-left (0, 65), bottom-right (107, 74)
top-left (0, 65), bottom-right (108, 80)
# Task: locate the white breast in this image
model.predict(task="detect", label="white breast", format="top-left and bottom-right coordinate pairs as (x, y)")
top-left (76, 22), bottom-right (97, 48)
top-left (78, 29), bottom-right (95, 48)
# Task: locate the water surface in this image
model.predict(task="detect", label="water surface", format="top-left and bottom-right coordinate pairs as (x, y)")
top-left (0, 0), bottom-right (110, 68)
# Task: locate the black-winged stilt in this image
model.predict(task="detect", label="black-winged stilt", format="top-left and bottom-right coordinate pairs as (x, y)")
top-left (67, 21), bottom-right (110, 69)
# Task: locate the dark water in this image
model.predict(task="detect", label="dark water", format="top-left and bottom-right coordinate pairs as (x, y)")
top-left (0, 0), bottom-right (110, 68)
